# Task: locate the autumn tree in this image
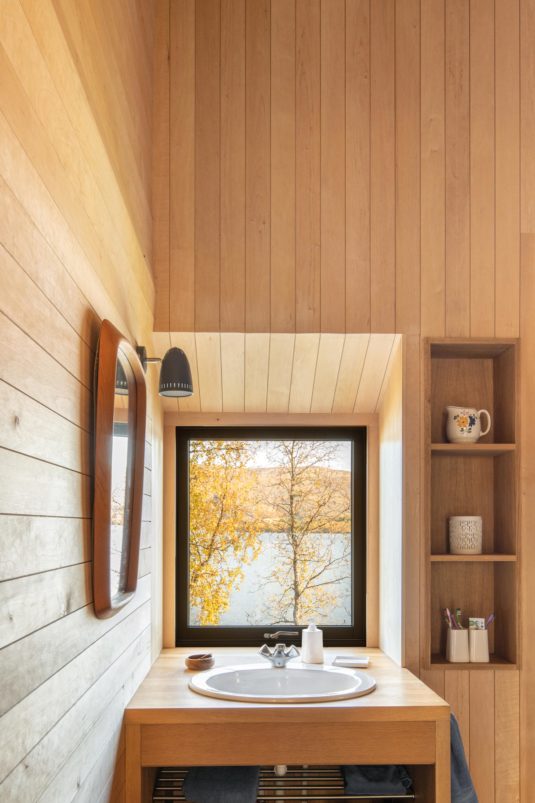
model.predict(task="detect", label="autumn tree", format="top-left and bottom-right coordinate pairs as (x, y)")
top-left (188, 440), bottom-right (262, 625)
top-left (257, 440), bottom-right (352, 625)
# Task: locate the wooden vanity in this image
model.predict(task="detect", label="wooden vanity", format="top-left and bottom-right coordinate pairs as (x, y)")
top-left (125, 648), bottom-right (450, 802)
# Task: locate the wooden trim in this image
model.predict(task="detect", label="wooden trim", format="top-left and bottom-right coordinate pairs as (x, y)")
top-left (162, 416), bottom-right (380, 648)
top-left (93, 320), bottom-right (147, 618)
top-left (164, 412), bottom-right (377, 427)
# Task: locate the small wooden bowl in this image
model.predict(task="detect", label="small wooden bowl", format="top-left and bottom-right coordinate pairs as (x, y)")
top-left (185, 653), bottom-right (214, 671)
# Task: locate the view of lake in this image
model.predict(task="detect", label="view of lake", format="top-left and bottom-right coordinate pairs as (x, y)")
top-left (190, 531), bottom-right (352, 627)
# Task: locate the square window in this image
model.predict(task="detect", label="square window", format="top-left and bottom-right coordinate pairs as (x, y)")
top-left (175, 428), bottom-right (366, 646)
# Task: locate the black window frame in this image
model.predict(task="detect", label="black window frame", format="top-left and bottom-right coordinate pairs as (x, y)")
top-left (175, 426), bottom-right (367, 647)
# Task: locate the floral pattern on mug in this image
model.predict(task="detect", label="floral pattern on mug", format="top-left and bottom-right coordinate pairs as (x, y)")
top-left (454, 412), bottom-right (477, 433)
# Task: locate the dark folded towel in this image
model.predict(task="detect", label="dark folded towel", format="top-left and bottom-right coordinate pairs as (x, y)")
top-left (451, 714), bottom-right (478, 803)
top-left (341, 764), bottom-right (412, 795)
top-left (183, 765), bottom-right (260, 803)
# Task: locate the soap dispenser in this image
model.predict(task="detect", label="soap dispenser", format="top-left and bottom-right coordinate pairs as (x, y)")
top-left (301, 623), bottom-right (324, 664)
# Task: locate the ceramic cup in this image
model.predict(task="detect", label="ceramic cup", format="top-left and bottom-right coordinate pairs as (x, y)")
top-left (446, 629), bottom-right (470, 663)
top-left (449, 516), bottom-right (483, 555)
top-left (469, 629), bottom-right (490, 663)
top-left (446, 406), bottom-right (492, 443)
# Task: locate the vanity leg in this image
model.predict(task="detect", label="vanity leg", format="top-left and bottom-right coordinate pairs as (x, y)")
top-left (126, 723), bottom-right (142, 803)
top-left (434, 718), bottom-right (451, 803)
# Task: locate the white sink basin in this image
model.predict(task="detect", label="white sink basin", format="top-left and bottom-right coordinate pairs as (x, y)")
top-left (189, 662), bottom-right (376, 703)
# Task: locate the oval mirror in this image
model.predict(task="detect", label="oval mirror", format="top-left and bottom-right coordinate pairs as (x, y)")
top-left (93, 320), bottom-right (146, 618)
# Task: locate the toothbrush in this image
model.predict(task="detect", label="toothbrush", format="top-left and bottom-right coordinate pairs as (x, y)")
top-left (485, 613), bottom-right (495, 628)
top-left (455, 608), bottom-right (463, 629)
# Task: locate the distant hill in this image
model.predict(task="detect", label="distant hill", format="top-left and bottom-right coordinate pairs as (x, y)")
top-left (248, 465), bottom-right (352, 534)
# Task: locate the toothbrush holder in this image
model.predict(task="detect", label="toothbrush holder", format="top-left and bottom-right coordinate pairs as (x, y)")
top-left (469, 629), bottom-right (490, 663)
top-left (446, 629), bottom-right (469, 663)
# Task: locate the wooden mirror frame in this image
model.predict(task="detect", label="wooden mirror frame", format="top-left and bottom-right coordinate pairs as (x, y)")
top-left (93, 319), bottom-right (147, 618)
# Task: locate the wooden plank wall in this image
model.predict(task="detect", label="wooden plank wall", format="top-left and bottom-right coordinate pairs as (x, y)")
top-left (154, 0), bottom-right (520, 340)
top-left (152, 2), bottom-right (533, 800)
top-left (0, 2), bottom-right (161, 802)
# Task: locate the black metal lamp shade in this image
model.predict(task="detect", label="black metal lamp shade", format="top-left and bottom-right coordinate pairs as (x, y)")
top-left (159, 347), bottom-right (193, 397)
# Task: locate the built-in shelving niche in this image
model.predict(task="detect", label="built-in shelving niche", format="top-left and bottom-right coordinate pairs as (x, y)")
top-left (424, 340), bottom-right (519, 669)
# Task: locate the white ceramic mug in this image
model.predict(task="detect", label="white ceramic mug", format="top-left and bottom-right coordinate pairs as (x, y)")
top-left (446, 406), bottom-right (492, 443)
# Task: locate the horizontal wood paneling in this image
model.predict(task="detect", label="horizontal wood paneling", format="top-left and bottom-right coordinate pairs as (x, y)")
top-left (0, 3), bottom-right (160, 803)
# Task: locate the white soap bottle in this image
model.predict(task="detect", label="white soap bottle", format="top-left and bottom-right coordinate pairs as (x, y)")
top-left (301, 623), bottom-right (324, 664)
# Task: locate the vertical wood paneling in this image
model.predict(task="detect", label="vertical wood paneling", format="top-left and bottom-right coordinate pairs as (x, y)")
top-left (245, 0), bottom-right (271, 332)
top-left (495, 671), bottom-right (520, 801)
top-left (370, 0), bottom-right (395, 332)
top-left (220, 0), bottom-right (246, 331)
top-left (345, 0), bottom-right (370, 332)
top-left (295, 0), bottom-right (320, 332)
top-left (470, 670), bottom-right (495, 803)
top-left (420, 0), bottom-right (445, 337)
top-left (169, 0), bottom-right (195, 330)
top-left (194, 0), bottom-right (220, 330)
top-left (320, 0), bottom-right (346, 333)
top-left (469, 0), bottom-right (495, 337)
top-left (444, 670), bottom-right (470, 762)
top-left (520, 233), bottom-right (535, 803)
top-left (495, 0), bottom-right (520, 337)
top-left (152, 0), bottom-right (170, 330)
top-left (270, 0), bottom-right (295, 332)
top-left (395, 0), bottom-right (420, 335)
top-left (445, 0), bottom-right (470, 337)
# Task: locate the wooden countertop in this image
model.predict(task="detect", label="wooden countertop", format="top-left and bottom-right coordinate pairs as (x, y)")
top-left (126, 647), bottom-right (449, 725)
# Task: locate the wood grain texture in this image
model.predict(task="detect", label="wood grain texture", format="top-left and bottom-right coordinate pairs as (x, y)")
top-left (469, 0), bottom-right (495, 337)
top-left (445, 0), bottom-right (470, 337)
top-left (495, 0), bottom-right (520, 337)
top-left (295, 0), bottom-right (321, 332)
top-left (194, 0), bottom-right (221, 330)
top-left (245, 0), bottom-right (271, 332)
top-left (395, 0), bottom-right (420, 335)
top-left (220, 0), bottom-right (246, 331)
top-left (470, 670), bottom-right (495, 802)
top-left (370, 0), bottom-right (395, 333)
top-left (169, 0), bottom-right (195, 330)
top-left (420, 0), bottom-right (445, 337)
top-left (0, 3), bottom-right (160, 802)
top-left (270, 0), bottom-right (295, 332)
top-left (320, 0), bottom-right (345, 333)
top-left (345, 0), bottom-right (370, 332)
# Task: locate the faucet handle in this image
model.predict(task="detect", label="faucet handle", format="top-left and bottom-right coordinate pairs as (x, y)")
top-left (259, 643), bottom-right (300, 668)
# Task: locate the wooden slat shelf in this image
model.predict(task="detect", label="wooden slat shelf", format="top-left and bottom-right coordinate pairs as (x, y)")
top-left (430, 655), bottom-right (517, 670)
top-left (430, 554), bottom-right (517, 563)
top-left (430, 443), bottom-right (515, 456)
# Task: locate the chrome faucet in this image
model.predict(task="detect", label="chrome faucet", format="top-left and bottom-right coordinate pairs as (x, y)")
top-left (259, 642), bottom-right (300, 668)
top-left (263, 631), bottom-right (299, 640)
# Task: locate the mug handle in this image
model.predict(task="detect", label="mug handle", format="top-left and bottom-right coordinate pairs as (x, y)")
top-left (478, 409), bottom-right (492, 437)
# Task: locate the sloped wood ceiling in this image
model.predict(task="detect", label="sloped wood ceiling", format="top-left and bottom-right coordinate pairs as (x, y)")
top-left (153, 332), bottom-right (398, 413)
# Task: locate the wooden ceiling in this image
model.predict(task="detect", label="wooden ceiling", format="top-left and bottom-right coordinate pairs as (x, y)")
top-left (152, 332), bottom-right (399, 414)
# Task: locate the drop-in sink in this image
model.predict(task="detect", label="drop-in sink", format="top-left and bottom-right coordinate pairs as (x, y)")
top-left (189, 662), bottom-right (376, 703)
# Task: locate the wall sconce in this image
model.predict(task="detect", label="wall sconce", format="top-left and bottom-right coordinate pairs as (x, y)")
top-left (136, 346), bottom-right (194, 397)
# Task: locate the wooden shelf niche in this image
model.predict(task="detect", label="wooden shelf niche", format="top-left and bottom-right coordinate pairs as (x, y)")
top-left (424, 339), bottom-right (519, 669)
